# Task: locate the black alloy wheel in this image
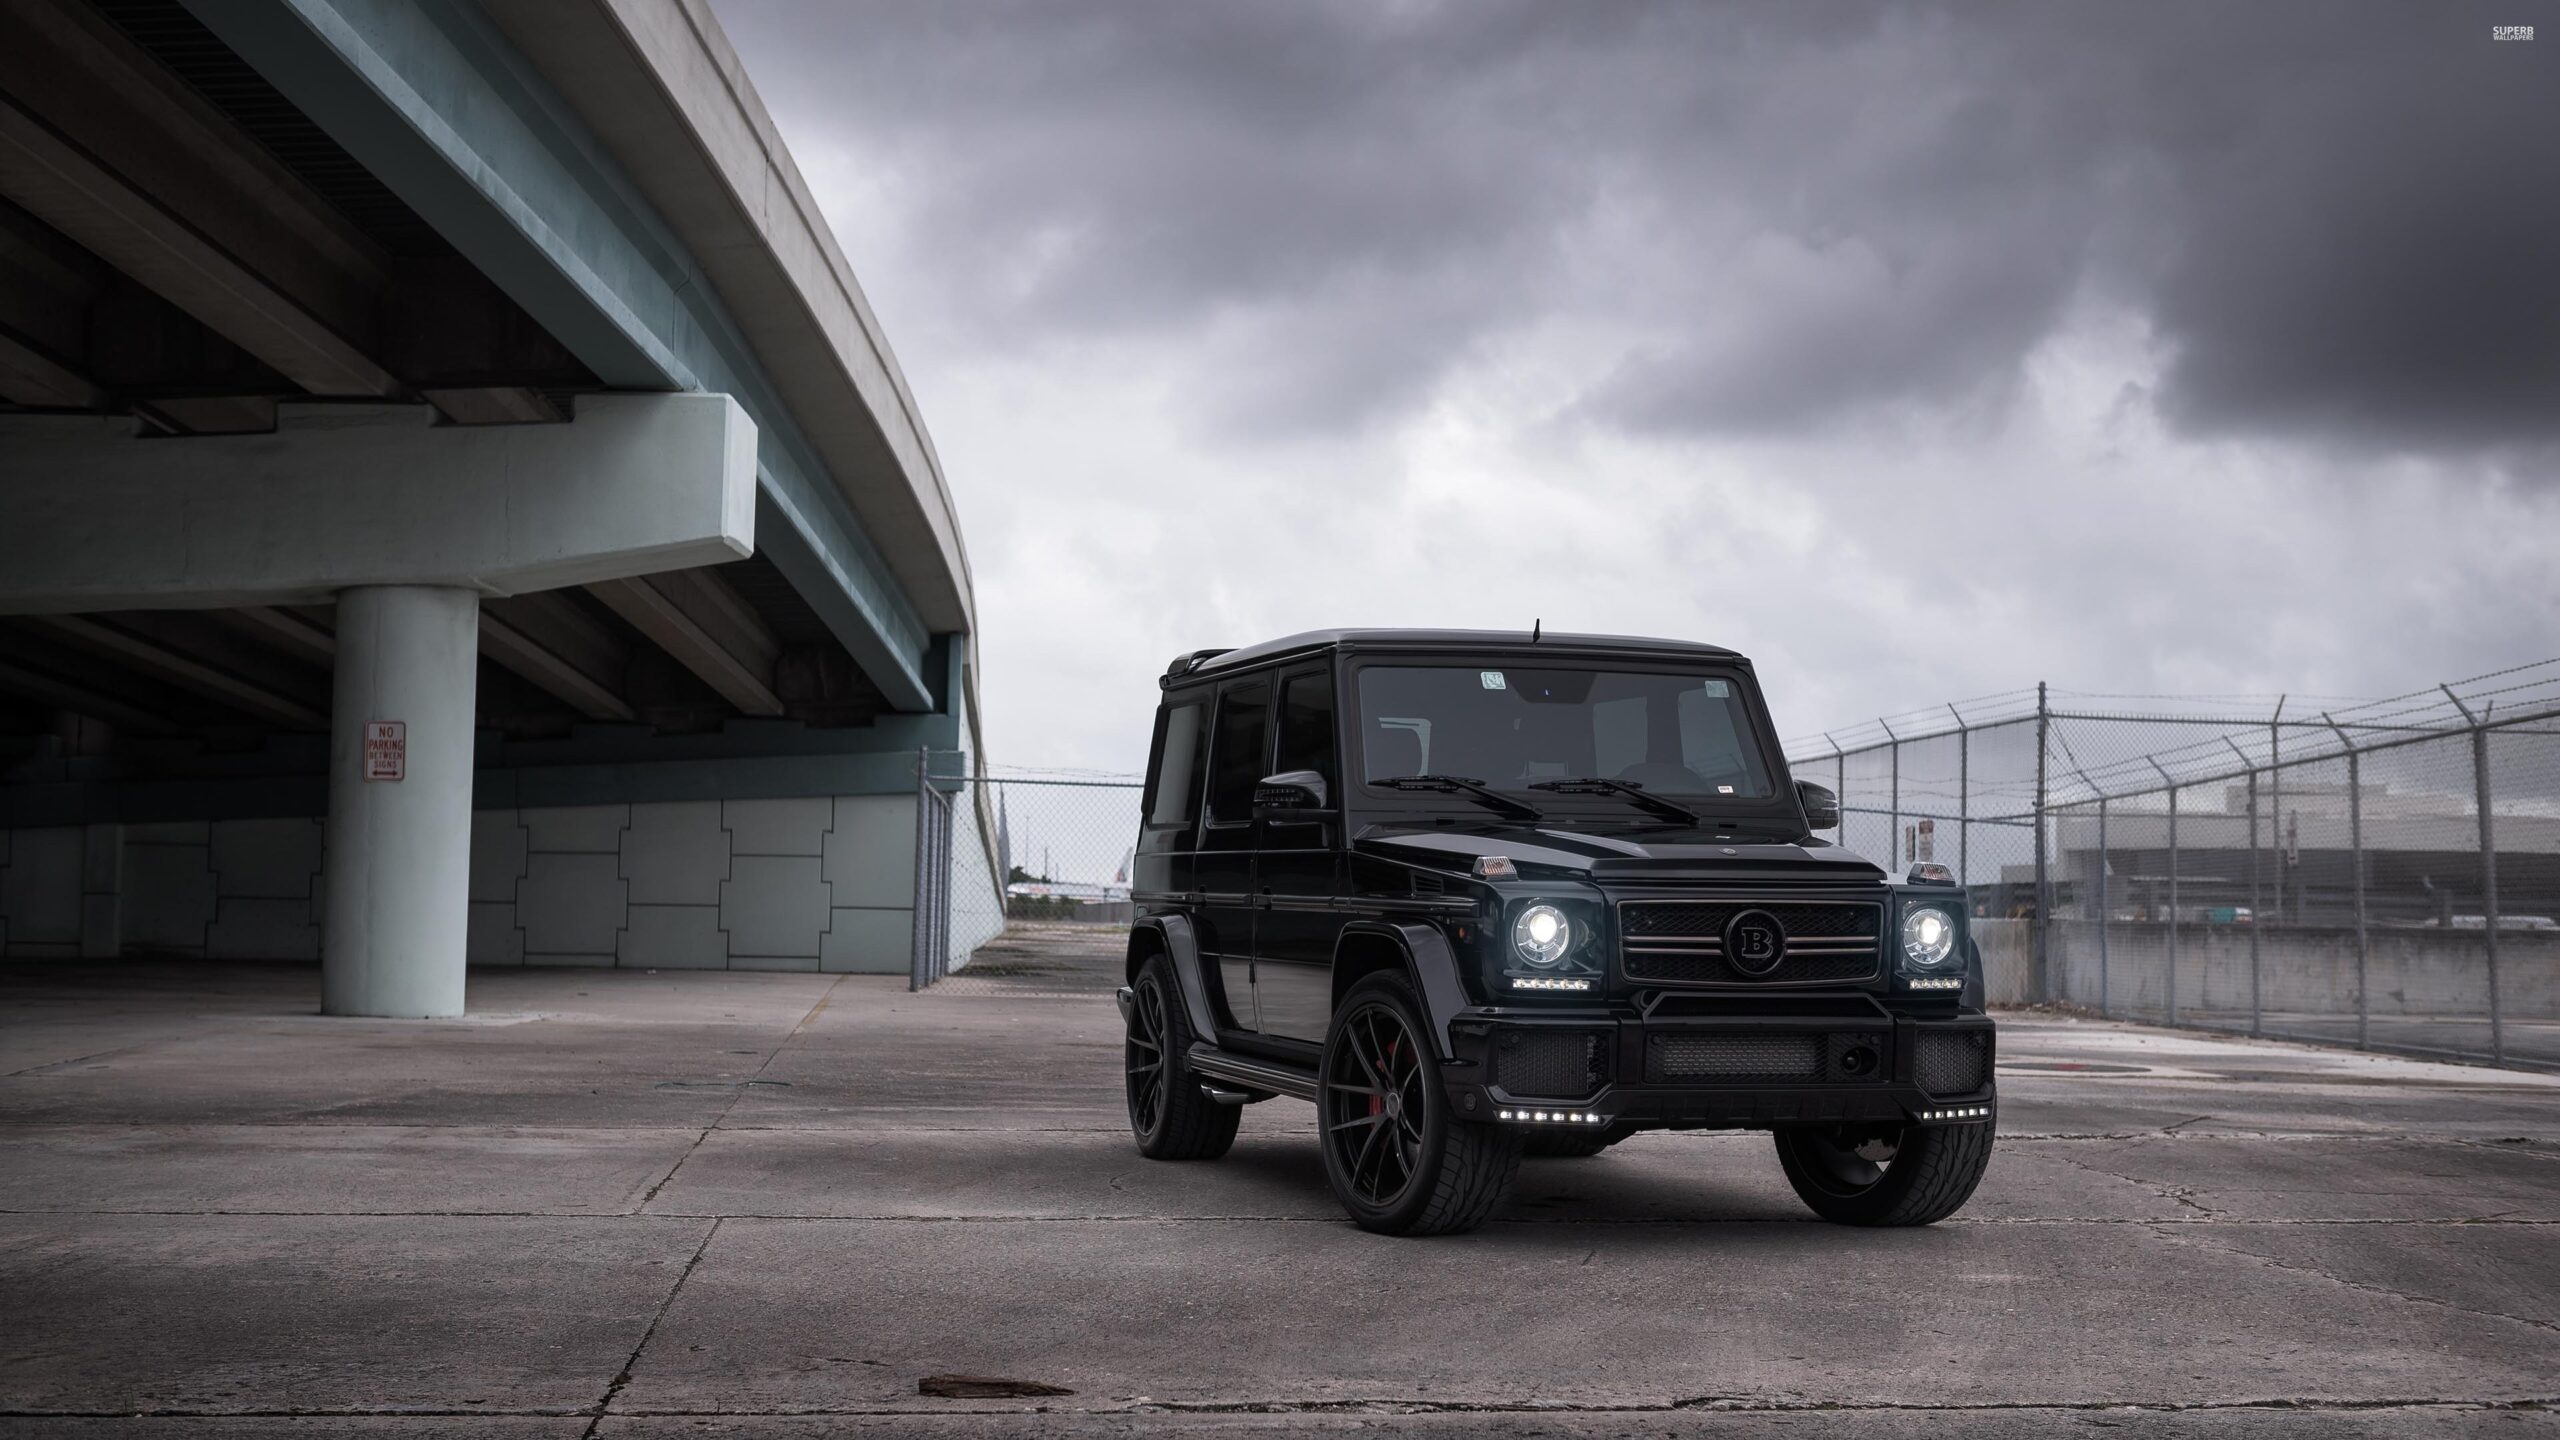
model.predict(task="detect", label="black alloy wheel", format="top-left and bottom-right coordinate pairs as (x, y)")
top-left (1126, 955), bottom-right (1240, 1161)
top-left (1772, 1113), bottom-right (1995, 1226)
top-left (1319, 974), bottom-right (1521, 1235)
top-left (1126, 979), bottom-right (1169, 1133)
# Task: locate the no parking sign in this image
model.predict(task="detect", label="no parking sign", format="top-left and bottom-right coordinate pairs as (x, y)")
top-left (363, 721), bottom-right (406, 781)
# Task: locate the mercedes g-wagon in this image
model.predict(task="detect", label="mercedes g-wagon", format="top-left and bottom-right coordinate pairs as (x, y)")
top-left (1117, 629), bottom-right (1995, 1235)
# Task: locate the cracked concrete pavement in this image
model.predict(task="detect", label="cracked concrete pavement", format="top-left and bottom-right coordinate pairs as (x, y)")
top-left (2, 943), bottom-right (2557, 1438)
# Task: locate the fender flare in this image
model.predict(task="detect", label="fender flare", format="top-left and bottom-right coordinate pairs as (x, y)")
top-left (1334, 919), bottom-right (1474, 1060)
top-left (1131, 914), bottom-right (1221, 1041)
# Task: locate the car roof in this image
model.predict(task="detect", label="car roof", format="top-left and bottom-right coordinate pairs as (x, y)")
top-left (1164, 628), bottom-right (1746, 683)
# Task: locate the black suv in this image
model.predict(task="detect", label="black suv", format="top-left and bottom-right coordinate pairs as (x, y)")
top-left (1117, 629), bottom-right (1995, 1235)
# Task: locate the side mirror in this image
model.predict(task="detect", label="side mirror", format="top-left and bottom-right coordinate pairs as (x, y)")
top-left (1253, 770), bottom-right (1331, 822)
top-left (1796, 780), bottom-right (1840, 831)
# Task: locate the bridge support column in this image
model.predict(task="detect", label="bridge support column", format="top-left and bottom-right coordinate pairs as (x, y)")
top-left (322, 585), bottom-right (480, 1018)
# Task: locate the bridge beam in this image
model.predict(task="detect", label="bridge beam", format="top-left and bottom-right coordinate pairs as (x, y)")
top-left (0, 395), bottom-right (755, 613)
top-left (185, 0), bottom-right (946, 711)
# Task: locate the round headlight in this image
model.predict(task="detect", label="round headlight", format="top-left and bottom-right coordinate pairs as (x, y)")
top-left (1901, 906), bottom-right (1957, 969)
top-left (1512, 904), bottom-right (1572, 968)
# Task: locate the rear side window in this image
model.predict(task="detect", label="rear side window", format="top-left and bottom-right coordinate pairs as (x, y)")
top-left (1276, 670), bottom-right (1337, 790)
top-left (1146, 699), bottom-right (1209, 828)
top-left (1206, 680), bottom-right (1272, 822)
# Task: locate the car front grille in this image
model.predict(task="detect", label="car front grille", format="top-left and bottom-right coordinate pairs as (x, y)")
top-left (1617, 900), bottom-right (1882, 986)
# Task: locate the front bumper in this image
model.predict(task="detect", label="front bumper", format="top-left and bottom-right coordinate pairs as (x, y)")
top-left (1441, 1005), bottom-right (1996, 1131)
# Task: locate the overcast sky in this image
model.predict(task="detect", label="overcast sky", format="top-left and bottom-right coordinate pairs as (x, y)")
top-left (713, 1), bottom-right (2559, 775)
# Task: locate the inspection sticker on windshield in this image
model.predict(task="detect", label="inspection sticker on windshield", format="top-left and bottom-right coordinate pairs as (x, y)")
top-left (1480, 671), bottom-right (1507, 690)
top-left (1718, 785), bottom-right (1735, 794)
top-left (1703, 680), bottom-right (1730, 697)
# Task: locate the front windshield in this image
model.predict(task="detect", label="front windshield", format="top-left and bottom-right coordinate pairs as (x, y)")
top-left (1356, 664), bottom-right (1774, 800)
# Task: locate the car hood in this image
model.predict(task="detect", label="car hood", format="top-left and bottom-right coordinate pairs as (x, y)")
top-left (1354, 824), bottom-right (1887, 885)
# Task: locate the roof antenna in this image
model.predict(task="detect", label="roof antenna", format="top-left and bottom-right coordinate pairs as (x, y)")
top-left (1532, 618), bottom-right (1541, 642)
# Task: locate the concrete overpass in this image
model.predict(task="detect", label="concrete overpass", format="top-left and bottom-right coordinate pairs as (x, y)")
top-left (0, 0), bottom-right (998, 1013)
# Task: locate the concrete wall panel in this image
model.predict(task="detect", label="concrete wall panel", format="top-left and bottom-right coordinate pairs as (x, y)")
top-left (206, 898), bottom-right (322, 961)
top-left (2, 827), bottom-right (83, 950)
top-left (210, 819), bottom-right (325, 899)
top-left (821, 794), bottom-right (913, 908)
top-left (467, 901), bottom-right (526, 967)
top-left (621, 903), bottom-right (727, 969)
top-left (79, 825), bottom-right (120, 958)
top-left (720, 855), bottom-right (828, 959)
top-left (1, 787), bottom-right (961, 973)
top-left (622, 802), bottom-right (727, 905)
top-left (117, 835), bottom-right (214, 954)
top-left (516, 852), bottom-right (628, 960)
top-left (469, 812), bottom-right (530, 903)
top-left (724, 797), bottom-right (831, 857)
top-left (820, 907), bottom-right (910, 975)
top-left (521, 805), bottom-right (629, 854)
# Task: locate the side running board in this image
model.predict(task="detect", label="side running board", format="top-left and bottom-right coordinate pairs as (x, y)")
top-left (1187, 1043), bottom-right (1319, 1102)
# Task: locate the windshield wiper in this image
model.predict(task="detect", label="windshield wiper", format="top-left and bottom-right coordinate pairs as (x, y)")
top-left (1373, 774), bottom-right (1542, 821)
top-left (1528, 776), bottom-right (1701, 825)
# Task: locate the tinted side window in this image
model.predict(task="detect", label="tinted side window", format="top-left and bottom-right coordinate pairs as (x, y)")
top-left (1206, 680), bottom-right (1272, 822)
top-left (1276, 670), bottom-right (1337, 790)
top-left (1146, 699), bottom-right (1209, 828)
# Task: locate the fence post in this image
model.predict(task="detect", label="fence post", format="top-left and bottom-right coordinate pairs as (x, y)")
top-left (1883, 720), bottom-right (1900, 868)
top-left (2097, 796), bottom-right (2109, 1018)
top-left (1953, 706), bottom-right (1970, 893)
top-left (1828, 734), bottom-right (1845, 846)
top-left (2246, 769), bottom-right (2262, 1036)
top-left (2033, 682), bottom-right (2050, 1005)
top-left (2269, 698), bottom-right (2285, 925)
top-left (2166, 786), bottom-right (2179, 1025)
top-left (2474, 723), bottom-right (2504, 1065)
top-left (2438, 686), bottom-right (2503, 1066)
top-left (937, 792), bottom-right (953, 984)
top-left (2324, 714), bottom-right (2368, 1050)
top-left (910, 745), bottom-right (931, 992)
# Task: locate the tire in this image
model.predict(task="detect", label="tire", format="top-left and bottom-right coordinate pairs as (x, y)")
top-left (1319, 974), bottom-right (1522, 1235)
top-left (1126, 954), bottom-right (1240, 1161)
top-left (1773, 1113), bottom-right (1995, 1226)
top-left (1521, 1126), bottom-right (1627, 1159)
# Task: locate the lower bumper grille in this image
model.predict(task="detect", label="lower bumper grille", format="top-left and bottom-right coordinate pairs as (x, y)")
top-left (1646, 1032), bottom-right (1820, 1081)
top-left (1916, 1029), bottom-right (1991, 1095)
top-left (1493, 1029), bottom-right (1606, 1097)
top-left (1643, 1030), bottom-right (1892, 1084)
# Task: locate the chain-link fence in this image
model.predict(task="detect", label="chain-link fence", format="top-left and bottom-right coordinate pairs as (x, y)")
top-left (911, 759), bottom-right (1143, 990)
top-left (907, 662), bottom-right (2558, 1067)
top-left (1788, 659), bottom-right (2560, 1070)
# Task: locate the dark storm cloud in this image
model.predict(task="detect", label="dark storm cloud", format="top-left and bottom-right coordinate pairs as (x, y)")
top-left (720, 0), bottom-right (2560, 454)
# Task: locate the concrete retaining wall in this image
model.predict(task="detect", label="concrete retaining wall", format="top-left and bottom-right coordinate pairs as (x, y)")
top-left (1976, 918), bottom-right (2034, 1005)
top-left (1, 795), bottom-right (935, 975)
top-left (1973, 916), bottom-right (2557, 1019)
